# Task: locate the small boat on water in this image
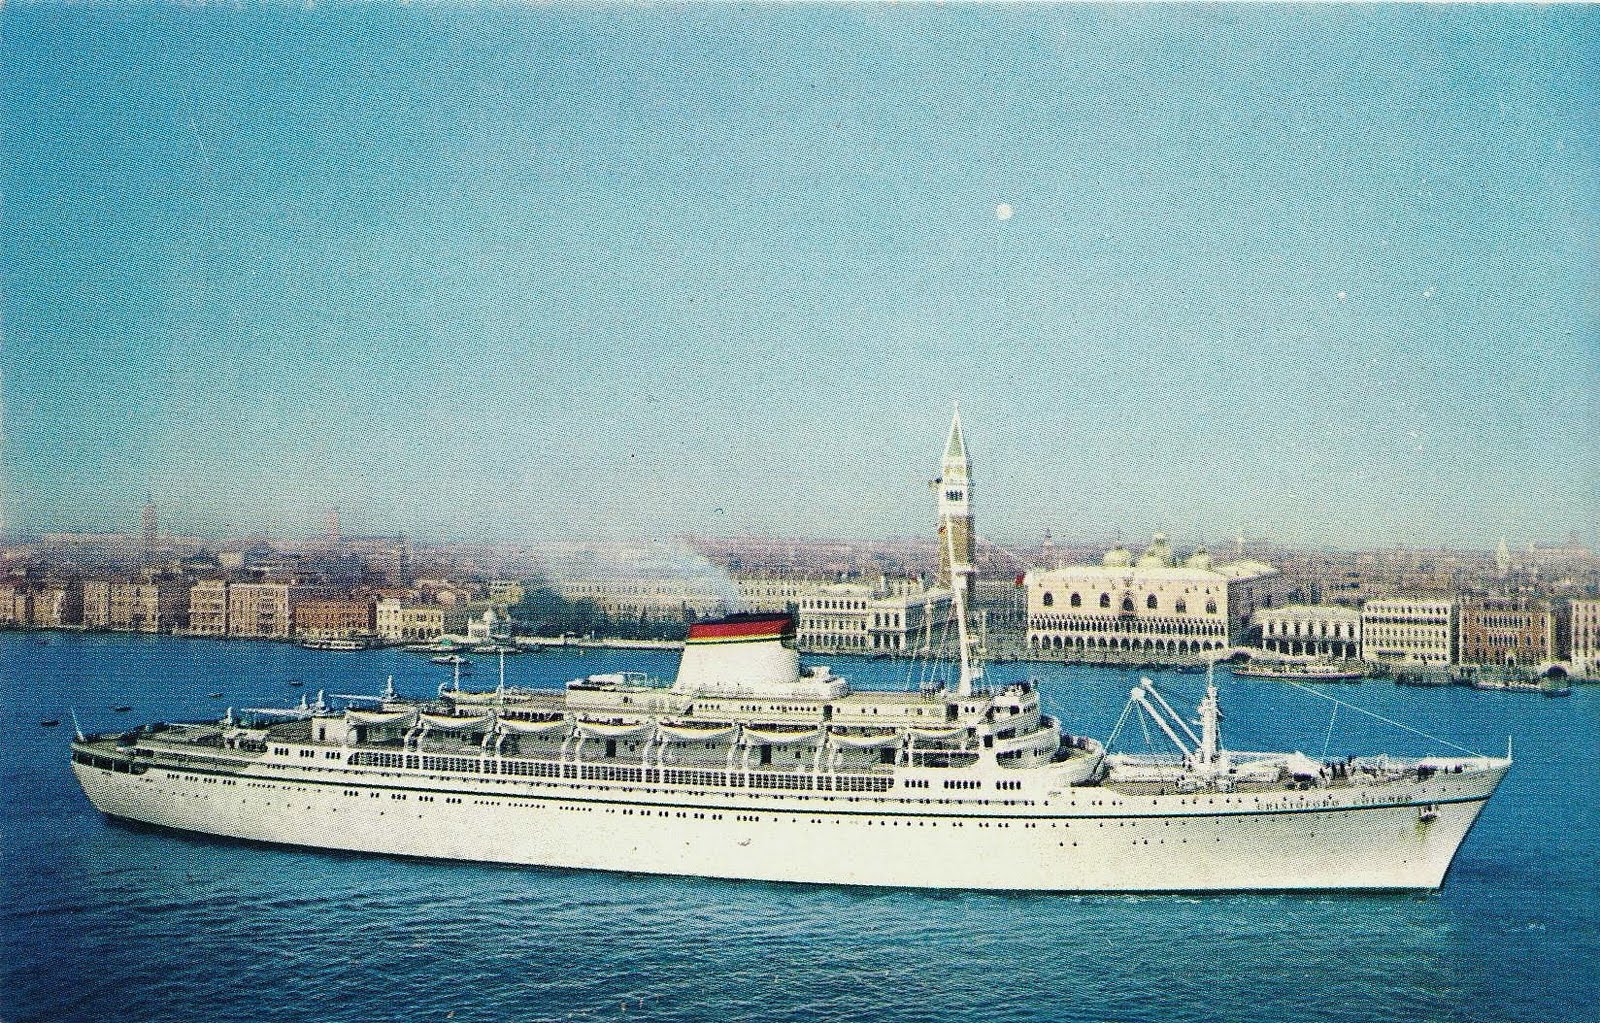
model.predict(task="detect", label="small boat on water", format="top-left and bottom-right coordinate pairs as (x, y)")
top-left (1232, 661), bottom-right (1365, 682)
top-left (288, 680), bottom-right (305, 688)
top-left (417, 641), bottom-right (467, 654)
top-left (110, 705), bottom-right (132, 713)
top-left (39, 719), bottom-right (60, 728)
top-left (431, 654), bottom-right (471, 666)
top-left (1394, 672), bottom-right (1452, 687)
top-left (300, 638), bottom-right (370, 652)
top-left (1472, 675), bottom-right (1572, 697)
top-left (207, 692), bottom-right (223, 699)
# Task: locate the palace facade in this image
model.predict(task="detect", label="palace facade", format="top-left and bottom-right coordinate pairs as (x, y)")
top-left (1025, 534), bottom-right (1285, 658)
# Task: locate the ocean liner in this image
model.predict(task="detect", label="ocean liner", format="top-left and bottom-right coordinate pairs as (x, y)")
top-left (69, 414), bottom-right (1509, 891)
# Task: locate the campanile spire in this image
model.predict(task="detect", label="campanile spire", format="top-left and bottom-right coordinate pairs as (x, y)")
top-left (936, 404), bottom-right (975, 606)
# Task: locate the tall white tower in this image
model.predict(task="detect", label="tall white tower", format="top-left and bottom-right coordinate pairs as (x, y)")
top-left (935, 406), bottom-right (980, 696)
top-left (936, 406), bottom-right (975, 608)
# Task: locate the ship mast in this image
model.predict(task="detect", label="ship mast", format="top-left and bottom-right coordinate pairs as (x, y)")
top-left (1198, 658), bottom-right (1220, 766)
top-left (944, 524), bottom-right (982, 697)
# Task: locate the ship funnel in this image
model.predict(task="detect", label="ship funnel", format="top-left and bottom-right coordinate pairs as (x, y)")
top-left (671, 613), bottom-right (801, 695)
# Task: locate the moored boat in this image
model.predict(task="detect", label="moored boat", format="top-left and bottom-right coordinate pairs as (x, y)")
top-left (1232, 660), bottom-right (1366, 682)
top-left (301, 638), bottom-right (370, 652)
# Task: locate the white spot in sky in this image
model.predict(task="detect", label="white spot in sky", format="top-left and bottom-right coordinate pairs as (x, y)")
top-left (995, 204), bottom-right (1013, 221)
top-left (1337, 291), bottom-right (1347, 301)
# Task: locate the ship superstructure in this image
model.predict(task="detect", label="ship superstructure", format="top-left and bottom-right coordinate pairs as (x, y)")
top-left (68, 412), bottom-right (1509, 891)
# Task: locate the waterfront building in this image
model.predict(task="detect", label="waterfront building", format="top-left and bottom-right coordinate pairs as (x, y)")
top-left (82, 580), bottom-right (113, 629)
top-left (0, 580), bottom-right (33, 625)
top-left (187, 580), bottom-right (230, 636)
top-left (466, 607), bottom-right (512, 643)
top-left (293, 597), bottom-right (377, 640)
top-left (1459, 597), bottom-right (1555, 668)
top-left (974, 577), bottom-right (1027, 635)
top-left (552, 576), bottom-right (734, 622)
top-left (227, 583), bottom-right (340, 638)
top-left (732, 573), bottom-right (832, 614)
top-left (108, 581), bottom-right (189, 633)
top-left (868, 586), bottom-right (956, 654)
top-left (1025, 536), bottom-right (1285, 658)
top-left (1569, 599), bottom-right (1600, 678)
top-left (1360, 598), bottom-right (1458, 666)
top-left (1255, 605), bottom-right (1362, 659)
top-left (28, 582), bottom-right (83, 627)
top-left (797, 582), bottom-right (875, 652)
top-left (374, 600), bottom-right (472, 642)
top-left (0, 580), bottom-right (84, 628)
top-left (797, 581), bottom-right (955, 654)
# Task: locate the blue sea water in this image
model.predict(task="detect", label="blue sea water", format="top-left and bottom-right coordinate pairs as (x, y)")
top-left (1, 633), bottom-right (1596, 1023)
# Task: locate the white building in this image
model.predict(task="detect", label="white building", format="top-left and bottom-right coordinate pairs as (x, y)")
top-left (227, 583), bottom-right (339, 638)
top-left (798, 582), bottom-right (954, 654)
top-left (375, 600), bottom-right (473, 642)
top-left (553, 576), bottom-right (734, 621)
top-left (732, 574), bottom-right (833, 614)
top-left (1360, 598), bottom-right (1457, 666)
top-left (1026, 535), bottom-right (1285, 659)
top-left (467, 607), bottom-right (512, 643)
top-left (1256, 605), bottom-right (1362, 659)
top-left (187, 579), bottom-right (229, 636)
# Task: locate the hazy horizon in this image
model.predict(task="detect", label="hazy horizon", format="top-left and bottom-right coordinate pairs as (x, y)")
top-left (5, 5), bottom-right (1596, 551)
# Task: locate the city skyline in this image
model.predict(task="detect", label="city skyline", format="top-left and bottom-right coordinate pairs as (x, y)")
top-left (5, 6), bottom-right (1596, 549)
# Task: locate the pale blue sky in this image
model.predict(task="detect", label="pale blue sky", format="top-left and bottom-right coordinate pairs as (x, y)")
top-left (4, 4), bottom-right (1596, 548)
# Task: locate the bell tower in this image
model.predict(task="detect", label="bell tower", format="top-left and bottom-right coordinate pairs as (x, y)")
top-left (935, 406), bottom-right (975, 607)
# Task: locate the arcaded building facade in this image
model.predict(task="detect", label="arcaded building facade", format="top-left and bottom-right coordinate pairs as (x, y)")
top-left (1256, 605), bottom-right (1362, 659)
top-left (797, 582), bottom-right (954, 654)
top-left (1025, 535), bottom-right (1285, 658)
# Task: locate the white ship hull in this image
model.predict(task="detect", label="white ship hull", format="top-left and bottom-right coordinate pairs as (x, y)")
top-left (73, 755), bottom-right (1504, 892)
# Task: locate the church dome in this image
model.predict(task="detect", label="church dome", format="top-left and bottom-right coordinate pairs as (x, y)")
top-left (1185, 546), bottom-right (1213, 570)
top-left (1137, 533), bottom-right (1174, 568)
top-left (1102, 545), bottom-right (1133, 568)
